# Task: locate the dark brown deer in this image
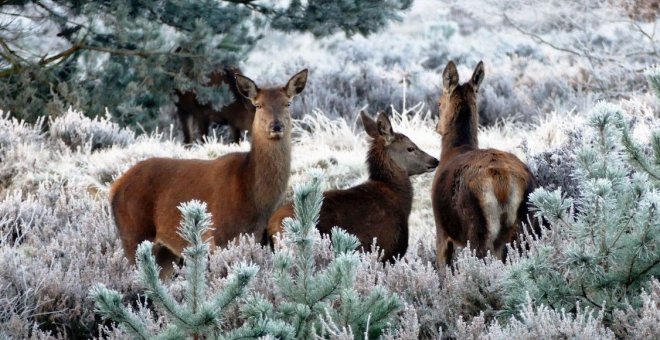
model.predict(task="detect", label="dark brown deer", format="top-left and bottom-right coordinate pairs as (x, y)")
top-left (111, 69), bottom-right (308, 278)
top-left (175, 67), bottom-right (255, 144)
top-left (431, 61), bottom-right (538, 273)
top-left (267, 111), bottom-right (439, 262)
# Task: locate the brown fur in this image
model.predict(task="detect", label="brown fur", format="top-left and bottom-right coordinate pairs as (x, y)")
top-left (431, 61), bottom-right (538, 272)
top-left (268, 112), bottom-right (439, 262)
top-left (111, 69), bottom-right (308, 278)
top-left (175, 67), bottom-right (255, 144)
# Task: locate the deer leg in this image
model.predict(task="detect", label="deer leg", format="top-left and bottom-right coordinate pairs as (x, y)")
top-left (197, 116), bottom-right (210, 143)
top-left (153, 242), bottom-right (182, 280)
top-left (178, 110), bottom-right (194, 145)
top-left (231, 126), bottom-right (242, 144)
top-left (436, 228), bottom-right (453, 276)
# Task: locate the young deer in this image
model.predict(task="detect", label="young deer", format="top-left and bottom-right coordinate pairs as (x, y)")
top-left (175, 67), bottom-right (255, 144)
top-left (267, 111), bottom-right (439, 262)
top-left (111, 69), bottom-right (308, 278)
top-left (431, 61), bottom-right (537, 272)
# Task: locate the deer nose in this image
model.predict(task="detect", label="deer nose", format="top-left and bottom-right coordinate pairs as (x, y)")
top-left (270, 121), bottom-right (284, 133)
top-left (429, 158), bottom-right (440, 168)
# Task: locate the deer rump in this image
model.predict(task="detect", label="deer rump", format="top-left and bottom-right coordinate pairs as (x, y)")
top-left (433, 149), bottom-right (536, 259)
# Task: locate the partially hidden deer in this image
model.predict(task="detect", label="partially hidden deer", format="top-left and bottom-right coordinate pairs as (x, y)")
top-left (175, 67), bottom-right (255, 144)
top-left (267, 111), bottom-right (439, 263)
top-left (431, 61), bottom-right (538, 273)
top-left (111, 69), bottom-right (308, 278)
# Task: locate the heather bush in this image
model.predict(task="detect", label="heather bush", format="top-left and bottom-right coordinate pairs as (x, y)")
top-left (0, 112), bottom-right (46, 190)
top-left (453, 300), bottom-right (615, 339)
top-left (49, 109), bottom-right (135, 152)
top-left (0, 183), bottom-right (133, 338)
top-left (646, 64), bottom-right (660, 99)
top-left (612, 279), bottom-right (660, 338)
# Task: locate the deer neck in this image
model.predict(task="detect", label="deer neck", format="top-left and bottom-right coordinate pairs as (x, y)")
top-left (440, 106), bottom-right (479, 162)
top-left (367, 143), bottom-right (413, 205)
top-left (247, 133), bottom-right (292, 211)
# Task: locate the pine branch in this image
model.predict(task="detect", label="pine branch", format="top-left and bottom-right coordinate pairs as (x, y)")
top-left (0, 42), bottom-right (211, 79)
top-left (207, 264), bottom-right (258, 313)
top-left (177, 201), bottom-right (213, 316)
top-left (135, 242), bottom-right (193, 329)
top-left (89, 284), bottom-right (152, 339)
top-left (221, 0), bottom-right (276, 15)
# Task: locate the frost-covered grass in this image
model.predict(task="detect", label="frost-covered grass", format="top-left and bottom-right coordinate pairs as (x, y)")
top-left (0, 97), bottom-right (658, 338)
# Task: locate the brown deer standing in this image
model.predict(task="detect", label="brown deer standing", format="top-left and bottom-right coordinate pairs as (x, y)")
top-left (267, 111), bottom-right (439, 262)
top-left (111, 69), bottom-right (308, 278)
top-left (431, 61), bottom-right (537, 273)
top-left (175, 67), bottom-right (255, 144)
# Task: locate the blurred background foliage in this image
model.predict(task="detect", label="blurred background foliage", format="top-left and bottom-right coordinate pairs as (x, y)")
top-left (0, 0), bottom-right (412, 130)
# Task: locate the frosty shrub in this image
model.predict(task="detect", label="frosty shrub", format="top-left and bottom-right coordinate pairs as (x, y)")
top-left (440, 247), bottom-right (507, 334)
top-left (90, 200), bottom-right (285, 339)
top-left (526, 121), bottom-right (587, 200)
top-left (645, 64), bottom-right (660, 99)
top-left (0, 184), bottom-right (132, 338)
top-left (612, 279), bottom-right (660, 338)
top-left (49, 109), bottom-right (135, 152)
top-left (0, 112), bottom-right (44, 149)
top-left (453, 299), bottom-right (615, 339)
top-left (0, 190), bottom-right (56, 246)
top-left (503, 103), bottom-right (660, 332)
top-left (0, 112), bottom-right (46, 189)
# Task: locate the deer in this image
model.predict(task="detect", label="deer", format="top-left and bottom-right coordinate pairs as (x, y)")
top-left (267, 111), bottom-right (439, 263)
top-left (111, 69), bottom-right (308, 278)
top-left (175, 67), bottom-right (255, 144)
top-left (431, 61), bottom-right (538, 274)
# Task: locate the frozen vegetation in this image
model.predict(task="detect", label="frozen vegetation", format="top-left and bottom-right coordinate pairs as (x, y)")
top-left (1, 0), bottom-right (659, 338)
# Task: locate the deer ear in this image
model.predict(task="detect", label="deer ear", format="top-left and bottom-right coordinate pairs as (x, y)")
top-left (442, 61), bottom-right (459, 93)
top-left (285, 69), bottom-right (308, 98)
top-left (470, 61), bottom-right (485, 92)
top-left (235, 74), bottom-right (259, 101)
top-left (360, 111), bottom-right (379, 139)
top-left (376, 111), bottom-right (395, 145)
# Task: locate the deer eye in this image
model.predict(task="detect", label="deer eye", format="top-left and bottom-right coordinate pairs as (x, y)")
top-left (407, 147), bottom-right (415, 152)
top-left (254, 104), bottom-right (263, 109)
top-left (286, 102), bottom-right (291, 107)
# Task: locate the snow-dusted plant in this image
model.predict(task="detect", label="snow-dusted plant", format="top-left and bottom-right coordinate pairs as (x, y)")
top-left (453, 298), bottom-right (615, 339)
top-left (503, 103), bottom-right (660, 329)
top-left (49, 109), bottom-right (135, 152)
top-left (612, 279), bottom-right (660, 338)
top-left (243, 171), bottom-right (402, 339)
top-left (645, 64), bottom-right (660, 99)
top-left (89, 200), bottom-right (284, 339)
